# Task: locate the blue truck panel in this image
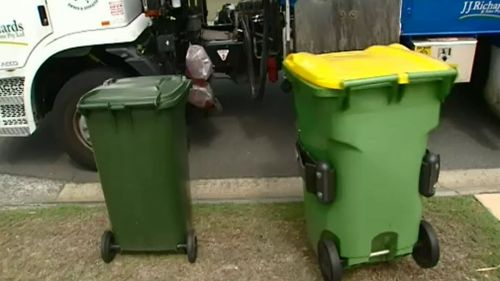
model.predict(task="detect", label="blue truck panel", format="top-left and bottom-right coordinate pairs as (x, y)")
top-left (401, 0), bottom-right (500, 36)
top-left (280, 0), bottom-right (296, 6)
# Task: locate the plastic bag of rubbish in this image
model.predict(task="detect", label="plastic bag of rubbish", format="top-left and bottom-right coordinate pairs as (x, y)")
top-left (188, 81), bottom-right (222, 111)
top-left (186, 45), bottom-right (214, 80)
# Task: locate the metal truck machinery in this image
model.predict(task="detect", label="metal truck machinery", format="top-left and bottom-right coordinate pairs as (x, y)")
top-left (0, 0), bottom-right (499, 169)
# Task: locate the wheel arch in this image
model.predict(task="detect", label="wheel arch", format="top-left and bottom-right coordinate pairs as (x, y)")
top-left (26, 14), bottom-right (151, 121)
top-left (31, 46), bottom-right (140, 119)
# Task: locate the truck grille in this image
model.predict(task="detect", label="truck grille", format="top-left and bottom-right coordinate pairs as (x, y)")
top-left (1, 104), bottom-right (26, 119)
top-left (2, 119), bottom-right (28, 126)
top-left (0, 77), bottom-right (30, 136)
top-left (0, 77), bottom-right (24, 104)
top-left (0, 126), bottom-right (30, 135)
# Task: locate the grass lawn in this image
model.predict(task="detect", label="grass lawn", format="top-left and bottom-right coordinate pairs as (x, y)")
top-left (0, 196), bottom-right (498, 281)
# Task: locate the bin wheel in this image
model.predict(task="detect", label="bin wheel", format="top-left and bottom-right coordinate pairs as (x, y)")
top-left (101, 230), bottom-right (118, 263)
top-left (412, 220), bottom-right (440, 268)
top-left (187, 232), bottom-right (198, 263)
top-left (317, 239), bottom-right (343, 281)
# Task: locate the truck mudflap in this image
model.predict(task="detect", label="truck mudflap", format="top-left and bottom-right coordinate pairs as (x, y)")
top-left (0, 76), bottom-right (29, 136)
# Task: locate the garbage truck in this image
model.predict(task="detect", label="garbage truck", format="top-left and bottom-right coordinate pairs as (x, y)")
top-left (0, 0), bottom-right (499, 169)
top-left (0, 0), bottom-right (286, 169)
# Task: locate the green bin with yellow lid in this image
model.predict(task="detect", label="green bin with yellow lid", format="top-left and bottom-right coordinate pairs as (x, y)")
top-left (283, 44), bottom-right (457, 281)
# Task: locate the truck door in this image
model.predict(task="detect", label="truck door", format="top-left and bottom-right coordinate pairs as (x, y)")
top-left (0, 0), bottom-right (53, 70)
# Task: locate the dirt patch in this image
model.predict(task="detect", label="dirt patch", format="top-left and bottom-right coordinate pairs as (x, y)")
top-left (0, 197), bottom-right (499, 281)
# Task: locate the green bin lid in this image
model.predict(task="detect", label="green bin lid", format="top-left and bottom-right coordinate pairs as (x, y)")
top-left (78, 75), bottom-right (191, 111)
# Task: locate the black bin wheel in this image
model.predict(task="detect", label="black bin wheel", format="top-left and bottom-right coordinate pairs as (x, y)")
top-left (317, 239), bottom-right (343, 281)
top-left (187, 231), bottom-right (198, 263)
top-left (100, 230), bottom-right (118, 263)
top-left (412, 220), bottom-right (440, 268)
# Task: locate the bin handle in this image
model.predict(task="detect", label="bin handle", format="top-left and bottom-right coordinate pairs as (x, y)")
top-left (153, 77), bottom-right (188, 109)
top-left (406, 71), bottom-right (457, 102)
top-left (152, 78), bottom-right (167, 108)
top-left (341, 75), bottom-right (399, 90)
top-left (107, 102), bottom-right (125, 110)
top-left (154, 86), bottom-right (162, 108)
top-left (341, 76), bottom-right (400, 108)
top-left (296, 143), bottom-right (336, 204)
top-left (340, 70), bottom-right (457, 104)
top-left (103, 78), bottom-right (117, 86)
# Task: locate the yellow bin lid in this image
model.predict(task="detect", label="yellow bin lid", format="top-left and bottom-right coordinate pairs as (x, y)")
top-left (283, 44), bottom-right (454, 90)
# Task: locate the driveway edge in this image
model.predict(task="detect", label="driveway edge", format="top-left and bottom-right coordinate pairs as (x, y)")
top-left (1, 168), bottom-right (500, 207)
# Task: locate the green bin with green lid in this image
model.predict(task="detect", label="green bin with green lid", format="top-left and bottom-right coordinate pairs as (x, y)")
top-left (78, 75), bottom-right (197, 264)
top-left (283, 44), bottom-right (457, 281)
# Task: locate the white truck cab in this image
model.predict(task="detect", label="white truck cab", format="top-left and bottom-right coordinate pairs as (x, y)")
top-left (0, 0), bottom-right (280, 170)
top-left (0, 0), bottom-right (153, 168)
top-left (0, 0), bottom-right (150, 134)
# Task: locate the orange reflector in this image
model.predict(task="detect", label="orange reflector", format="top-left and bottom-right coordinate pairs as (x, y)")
top-left (101, 21), bottom-right (110, 27)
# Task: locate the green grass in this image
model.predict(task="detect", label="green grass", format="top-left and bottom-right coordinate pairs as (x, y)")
top-left (0, 197), bottom-right (498, 281)
top-left (425, 197), bottom-right (500, 272)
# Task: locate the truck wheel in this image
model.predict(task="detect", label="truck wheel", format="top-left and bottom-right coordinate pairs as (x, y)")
top-left (53, 67), bottom-right (127, 170)
top-left (485, 44), bottom-right (500, 118)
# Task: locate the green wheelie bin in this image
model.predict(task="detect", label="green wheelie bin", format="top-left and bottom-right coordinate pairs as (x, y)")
top-left (283, 44), bottom-right (457, 281)
top-left (77, 75), bottom-right (197, 264)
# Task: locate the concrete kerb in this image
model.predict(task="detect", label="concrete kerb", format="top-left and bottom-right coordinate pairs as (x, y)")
top-left (1, 168), bottom-right (500, 207)
top-left (56, 168), bottom-right (500, 203)
top-left (0, 174), bottom-right (65, 206)
top-left (56, 177), bottom-right (305, 204)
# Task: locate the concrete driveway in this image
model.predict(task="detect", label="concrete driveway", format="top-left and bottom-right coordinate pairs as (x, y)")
top-left (1, 81), bottom-right (500, 183)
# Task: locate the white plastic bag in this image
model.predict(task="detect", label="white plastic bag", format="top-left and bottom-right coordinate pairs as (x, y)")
top-left (186, 45), bottom-right (214, 80)
top-left (188, 82), bottom-right (222, 111)
top-left (189, 82), bottom-right (214, 109)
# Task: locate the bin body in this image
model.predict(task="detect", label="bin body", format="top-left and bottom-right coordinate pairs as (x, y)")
top-left (78, 76), bottom-right (192, 252)
top-left (284, 45), bottom-right (456, 267)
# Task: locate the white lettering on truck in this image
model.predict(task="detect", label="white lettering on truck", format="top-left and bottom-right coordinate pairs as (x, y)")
top-left (460, 1), bottom-right (500, 18)
top-left (0, 20), bottom-right (25, 40)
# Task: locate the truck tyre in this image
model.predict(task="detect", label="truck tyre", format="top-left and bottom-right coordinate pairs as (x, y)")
top-left (53, 67), bottom-right (127, 170)
top-left (485, 44), bottom-right (500, 118)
